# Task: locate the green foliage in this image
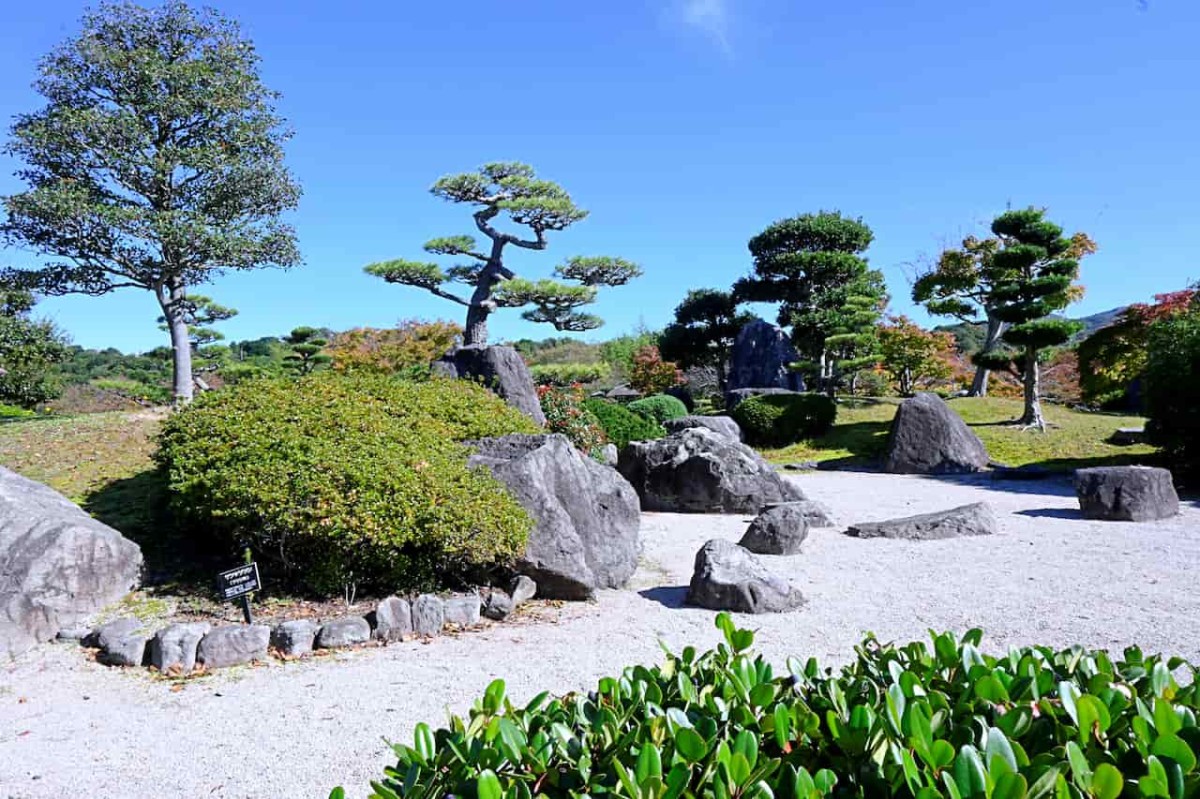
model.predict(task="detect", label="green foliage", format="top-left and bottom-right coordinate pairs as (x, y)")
top-left (537, 384), bottom-right (608, 459)
top-left (340, 614), bottom-right (1200, 799)
top-left (600, 331), bottom-right (661, 378)
top-left (583, 398), bottom-right (665, 448)
top-left (156, 374), bottom-right (539, 596)
top-left (659, 289), bottom-right (754, 391)
top-left (529, 362), bottom-right (613, 386)
top-left (628, 394), bottom-right (689, 424)
top-left (283, 326), bottom-right (332, 375)
top-left (1145, 307), bottom-right (1200, 472)
top-left (733, 393), bottom-right (837, 447)
top-left (0, 286), bottom-right (70, 407)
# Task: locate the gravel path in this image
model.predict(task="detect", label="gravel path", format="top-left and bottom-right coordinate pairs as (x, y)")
top-left (3, 471), bottom-right (1198, 798)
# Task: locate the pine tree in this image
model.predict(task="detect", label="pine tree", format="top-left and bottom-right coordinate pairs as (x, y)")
top-left (283, 327), bottom-right (331, 375)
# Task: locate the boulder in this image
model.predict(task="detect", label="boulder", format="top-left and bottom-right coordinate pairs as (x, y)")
top-left (510, 575), bottom-right (537, 606)
top-left (433, 345), bottom-right (545, 424)
top-left (738, 504), bottom-right (810, 555)
top-left (763, 499), bottom-right (833, 527)
top-left (412, 594), bottom-right (444, 636)
top-left (482, 590), bottom-right (514, 621)
top-left (196, 624), bottom-right (270, 669)
top-left (727, 319), bottom-right (806, 393)
top-left (149, 622), bottom-right (210, 674)
top-left (443, 594), bottom-right (482, 627)
top-left (663, 415), bottom-right (743, 441)
top-left (467, 434), bottom-right (641, 600)
top-left (1110, 428), bottom-right (1146, 446)
top-left (371, 597), bottom-right (412, 642)
top-left (315, 616), bottom-right (371, 649)
top-left (270, 619), bottom-right (318, 657)
top-left (1074, 466), bottom-right (1179, 521)
top-left (725, 387), bottom-right (800, 412)
top-left (0, 466), bottom-right (143, 661)
top-left (883, 393), bottom-right (989, 474)
top-left (846, 502), bottom-right (997, 540)
top-left (686, 539), bottom-right (804, 614)
top-left (93, 617), bottom-right (151, 667)
top-left (618, 427), bottom-right (805, 513)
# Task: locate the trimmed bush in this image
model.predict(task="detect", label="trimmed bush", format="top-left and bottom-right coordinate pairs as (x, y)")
top-left (628, 393), bottom-right (689, 424)
top-left (584, 397), bottom-right (665, 448)
top-left (529, 362), bottom-right (612, 386)
top-left (1145, 309), bottom-right (1200, 472)
top-left (157, 373), bottom-right (540, 596)
top-left (733, 392), bottom-right (837, 447)
top-left (538, 384), bottom-right (608, 459)
top-left (338, 613), bottom-right (1199, 799)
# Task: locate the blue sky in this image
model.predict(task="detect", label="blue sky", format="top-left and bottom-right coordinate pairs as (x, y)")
top-left (1, 0), bottom-right (1197, 352)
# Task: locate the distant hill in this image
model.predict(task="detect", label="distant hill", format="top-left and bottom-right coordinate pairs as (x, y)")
top-left (935, 306), bottom-right (1128, 354)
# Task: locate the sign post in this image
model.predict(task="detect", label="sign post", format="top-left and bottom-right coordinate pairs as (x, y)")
top-left (216, 562), bottom-right (261, 624)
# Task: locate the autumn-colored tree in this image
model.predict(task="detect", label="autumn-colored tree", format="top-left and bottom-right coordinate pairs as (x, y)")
top-left (628, 345), bottom-right (684, 395)
top-left (326, 320), bottom-right (463, 376)
top-left (877, 316), bottom-right (956, 396)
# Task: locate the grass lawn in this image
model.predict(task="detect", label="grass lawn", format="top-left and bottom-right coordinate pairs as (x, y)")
top-left (760, 396), bottom-right (1158, 471)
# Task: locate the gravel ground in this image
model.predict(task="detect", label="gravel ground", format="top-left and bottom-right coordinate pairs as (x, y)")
top-left (2, 471), bottom-right (1199, 798)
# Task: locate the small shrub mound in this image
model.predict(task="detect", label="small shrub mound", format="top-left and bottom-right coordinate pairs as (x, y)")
top-left (538, 384), bottom-right (608, 459)
top-left (584, 397), bottom-right (665, 449)
top-left (628, 393), bottom-right (689, 424)
top-left (157, 373), bottom-right (540, 596)
top-left (530, 362), bottom-right (612, 387)
top-left (733, 393), bottom-right (837, 447)
top-left (338, 614), bottom-right (1200, 799)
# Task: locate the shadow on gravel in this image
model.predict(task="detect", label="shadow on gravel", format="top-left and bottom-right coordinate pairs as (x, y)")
top-left (1015, 508), bottom-right (1081, 520)
top-left (911, 472), bottom-right (1078, 499)
top-left (639, 586), bottom-right (688, 609)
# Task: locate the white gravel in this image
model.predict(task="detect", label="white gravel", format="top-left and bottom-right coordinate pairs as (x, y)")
top-left (2, 471), bottom-right (1198, 798)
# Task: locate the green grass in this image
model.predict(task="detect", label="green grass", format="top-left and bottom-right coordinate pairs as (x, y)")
top-left (760, 396), bottom-right (1158, 471)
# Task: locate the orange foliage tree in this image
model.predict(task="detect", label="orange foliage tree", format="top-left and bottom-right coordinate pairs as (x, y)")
top-left (326, 320), bottom-right (462, 376)
top-left (628, 345), bottom-right (684, 395)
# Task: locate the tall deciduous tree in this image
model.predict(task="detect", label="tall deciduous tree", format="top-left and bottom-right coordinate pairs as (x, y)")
top-left (0, 1), bottom-right (301, 404)
top-left (878, 315), bottom-right (955, 396)
top-left (0, 286), bottom-right (70, 407)
top-left (735, 212), bottom-right (883, 393)
top-left (365, 162), bottom-right (640, 346)
top-left (658, 288), bottom-right (753, 391)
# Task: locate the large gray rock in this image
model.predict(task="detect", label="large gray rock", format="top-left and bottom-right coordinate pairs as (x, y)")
top-left (846, 502), bottom-right (997, 540)
top-left (467, 434), bottom-right (641, 600)
top-left (618, 427), bottom-right (805, 513)
top-left (883, 393), bottom-right (989, 474)
top-left (738, 504), bottom-right (810, 555)
top-left (270, 619), bottom-right (318, 657)
top-left (663, 415), bottom-right (743, 441)
top-left (1074, 466), bottom-right (1179, 521)
top-left (686, 539), bottom-right (804, 614)
top-left (412, 594), bottom-right (444, 636)
top-left (433, 345), bottom-right (545, 424)
top-left (727, 319), bottom-right (806, 393)
top-left (443, 594), bottom-right (482, 627)
top-left (0, 466), bottom-right (143, 661)
top-left (315, 616), bottom-right (371, 649)
top-left (149, 622), bottom-right (210, 673)
top-left (93, 616), bottom-right (151, 667)
top-left (196, 624), bottom-right (270, 669)
top-left (371, 597), bottom-right (412, 642)
top-left (725, 387), bottom-right (800, 412)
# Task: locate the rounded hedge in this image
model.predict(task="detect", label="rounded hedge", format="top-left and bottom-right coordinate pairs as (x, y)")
top-left (156, 374), bottom-right (540, 596)
top-left (339, 614), bottom-right (1199, 799)
top-left (583, 397), bottom-right (665, 449)
top-left (732, 392), bottom-right (837, 447)
top-left (628, 393), bottom-right (689, 424)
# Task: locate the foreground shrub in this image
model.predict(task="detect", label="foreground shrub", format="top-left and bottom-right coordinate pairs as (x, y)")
top-left (733, 392), bottom-right (837, 447)
top-left (538, 384), bottom-right (608, 459)
top-left (338, 614), bottom-right (1199, 799)
top-left (529, 362), bottom-right (612, 386)
top-left (628, 393), bottom-right (689, 424)
top-left (583, 397), bottom-right (664, 448)
top-left (326, 320), bottom-right (463, 378)
top-left (157, 374), bottom-right (538, 596)
top-left (1145, 307), bottom-right (1200, 472)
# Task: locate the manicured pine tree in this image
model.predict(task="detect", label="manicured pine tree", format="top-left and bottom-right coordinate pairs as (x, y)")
top-left (283, 327), bottom-right (331, 375)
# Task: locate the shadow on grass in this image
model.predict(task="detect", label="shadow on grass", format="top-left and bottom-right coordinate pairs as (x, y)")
top-left (83, 467), bottom-right (216, 592)
top-left (639, 586), bottom-right (689, 609)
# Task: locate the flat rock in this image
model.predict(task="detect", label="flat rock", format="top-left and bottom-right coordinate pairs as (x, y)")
top-left (686, 539), bottom-right (804, 614)
top-left (433, 345), bottom-right (545, 424)
top-left (270, 619), bottom-right (318, 657)
top-left (1110, 428), bottom-right (1146, 446)
top-left (883, 393), bottom-right (989, 474)
top-left (412, 594), bottom-right (444, 636)
top-left (196, 625), bottom-right (270, 669)
top-left (738, 504), bottom-right (810, 555)
top-left (846, 502), bottom-right (997, 540)
top-left (618, 427), bottom-right (805, 513)
top-left (467, 434), bottom-right (641, 600)
top-left (149, 622), bottom-right (210, 673)
top-left (443, 594), bottom-right (481, 627)
top-left (315, 616), bottom-right (371, 649)
top-left (371, 597), bottom-right (412, 642)
top-left (94, 617), bottom-right (151, 667)
top-left (663, 415), bottom-right (743, 441)
top-left (0, 466), bottom-right (143, 661)
top-left (1074, 466), bottom-right (1179, 521)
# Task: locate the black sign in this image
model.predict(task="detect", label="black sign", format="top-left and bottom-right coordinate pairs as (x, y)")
top-left (216, 562), bottom-right (261, 601)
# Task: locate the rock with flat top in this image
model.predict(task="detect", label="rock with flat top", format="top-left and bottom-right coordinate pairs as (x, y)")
top-left (846, 503), bottom-right (997, 540)
top-left (1074, 466), bottom-right (1178, 521)
top-left (196, 624), bottom-right (270, 668)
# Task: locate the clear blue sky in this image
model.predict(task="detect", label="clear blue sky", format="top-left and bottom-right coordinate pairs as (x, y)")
top-left (1, 0), bottom-right (1197, 352)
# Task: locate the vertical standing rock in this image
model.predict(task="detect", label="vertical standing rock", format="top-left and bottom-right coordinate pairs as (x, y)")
top-left (883, 393), bottom-right (989, 474)
top-left (432, 345), bottom-right (546, 424)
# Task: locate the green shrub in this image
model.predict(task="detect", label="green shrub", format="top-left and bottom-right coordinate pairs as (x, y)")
top-left (1145, 309), bottom-right (1200, 472)
top-left (538, 384), bottom-right (608, 458)
top-left (157, 373), bottom-right (539, 596)
top-left (628, 393), bottom-right (689, 424)
top-left (733, 392), bottom-right (837, 447)
top-left (529, 362), bottom-right (612, 386)
top-left (338, 613), bottom-right (1199, 799)
top-left (583, 397), bottom-right (665, 448)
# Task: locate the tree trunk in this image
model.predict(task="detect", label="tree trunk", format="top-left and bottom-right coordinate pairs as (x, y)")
top-left (160, 282), bottom-right (194, 405)
top-left (969, 315), bottom-right (1007, 397)
top-left (463, 304), bottom-right (490, 346)
top-left (1019, 346), bottom-right (1045, 430)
